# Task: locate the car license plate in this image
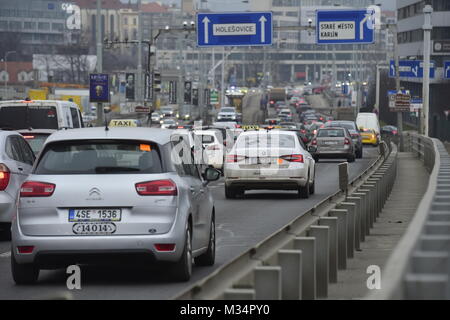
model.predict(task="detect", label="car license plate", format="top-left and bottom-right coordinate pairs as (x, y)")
top-left (69, 209), bottom-right (122, 222)
top-left (258, 157), bottom-right (272, 164)
top-left (324, 141), bottom-right (338, 145)
top-left (72, 222), bottom-right (117, 235)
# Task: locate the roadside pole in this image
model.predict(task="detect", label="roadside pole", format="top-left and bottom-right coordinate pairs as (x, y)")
top-left (392, 24), bottom-right (403, 151)
top-left (422, 5), bottom-right (433, 137)
top-left (95, 0), bottom-right (103, 126)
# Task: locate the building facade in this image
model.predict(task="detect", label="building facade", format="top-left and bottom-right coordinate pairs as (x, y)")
top-left (396, 0), bottom-right (450, 141)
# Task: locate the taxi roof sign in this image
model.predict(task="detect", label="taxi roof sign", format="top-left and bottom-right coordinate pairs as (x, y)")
top-left (109, 119), bottom-right (138, 127)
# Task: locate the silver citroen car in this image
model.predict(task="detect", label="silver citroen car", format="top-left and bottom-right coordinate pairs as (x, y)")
top-left (11, 127), bottom-right (220, 284)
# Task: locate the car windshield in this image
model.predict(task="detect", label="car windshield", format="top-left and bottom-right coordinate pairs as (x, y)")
top-left (0, 105), bottom-right (58, 130)
top-left (318, 129), bottom-right (345, 138)
top-left (163, 119), bottom-right (176, 124)
top-left (220, 108), bottom-right (235, 113)
top-left (34, 140), bottom-right (163, 175)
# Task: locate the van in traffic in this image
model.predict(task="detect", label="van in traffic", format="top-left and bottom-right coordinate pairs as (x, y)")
top-left (0, 100), bottom-right (84, 131)
top-left (356, 113), bottom-right (381, 145)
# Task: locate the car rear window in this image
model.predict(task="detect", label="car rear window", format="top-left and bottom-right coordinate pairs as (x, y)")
top-left (318, 129), bottom-right (345, 138)
top-left (326, 122), bottom-right (355, 130)
top-left (236, 133), bottom-right (296, 149)
top-left (22, 134), bottom-right (50, 155)
top-left (0, 105), bottom-right (58, 130)
top-left (34, 140), bottom-right (163, 175)
top-left (197, 134), bottom-right (215, 144)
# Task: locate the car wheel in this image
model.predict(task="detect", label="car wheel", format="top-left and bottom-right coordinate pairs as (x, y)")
top-left (299, 177), bottom-right (310, 199)
top-left (11, 252), bottom-right (39, 285)
top-left (225, 185), bottom-right (237, 199)
top-left (194, 215), bottom-right (215, 266)
top-left (348, 154), bottom-right (356, 163)
top-left (357, 148), bottom-right (363, 159)
top-left (171, 225), bottom-right (192, 282)
top-left (309, 171), bottom-right (315, 195)
top-left (313, 156), bottom-right (319, 162)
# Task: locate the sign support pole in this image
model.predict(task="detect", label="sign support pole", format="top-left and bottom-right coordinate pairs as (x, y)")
top-left (392, 24), bottom-right (403, 151)
top-left (422, 5), bottom-right (433, 137)
top-left (95, 0), bottom-right (103, 127)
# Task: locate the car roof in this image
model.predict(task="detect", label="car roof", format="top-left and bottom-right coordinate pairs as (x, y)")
top-left (44, 127), bottom-right (173, 145)
top-left (16, 129), bottom-right (57, 134)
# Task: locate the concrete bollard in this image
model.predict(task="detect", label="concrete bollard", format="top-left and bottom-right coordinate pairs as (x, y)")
top-left (278, 250), bottom-right (302, 300)
top-left (308, 226), bottom-right (329, 298)
top-left (346, 196), bottom-right (362, 250)
top-left (319, 217), bottom-right (338, 283)
top-left (224, 288), bottom-right (256, 300)
top-left (419, 235), bottom-right (450, 251)
top-left (254, 266), bottom-right (282, 300)
top-left (368, 177), bottom-right (382, 217)
top-left (424, 222), bottom-right (450, 235)
top-left (410, 251), bottom-right (450, 274)
top-left (356, 189), bottom-right (371, 236)
top-left (336, 203), bottom-right (355, 258)
top-left (352, 192), bottom-right (368, 241)
top-left (404, 274), bottom-right (450, 300)
top-left (362, 184), bottom-right (377, 227)
top-left (328, 209), bottom-right (348, 269)
top-left (294, 237), bottom-right (316, 300)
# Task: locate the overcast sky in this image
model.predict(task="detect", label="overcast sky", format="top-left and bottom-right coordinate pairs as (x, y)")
top-left (122, 0), bottom-right (396, 11)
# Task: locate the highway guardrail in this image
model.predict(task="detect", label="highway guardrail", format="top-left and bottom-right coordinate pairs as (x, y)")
top-left (173, 141), bottom-right (398, 300)
top-left (370, 132), bottom-right (450, 299)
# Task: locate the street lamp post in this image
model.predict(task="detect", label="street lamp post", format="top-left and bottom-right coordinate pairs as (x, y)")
top-left (4, 51), bottom-right (16, 100)
top-left (422, 5), bottom-right (433, 137)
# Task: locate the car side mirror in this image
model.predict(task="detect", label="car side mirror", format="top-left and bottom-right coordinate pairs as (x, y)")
top-left (203, 167), bottom-right (221, 184)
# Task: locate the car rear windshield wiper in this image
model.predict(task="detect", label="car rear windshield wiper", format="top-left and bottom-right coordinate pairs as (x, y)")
top-left (95, 167), bottom-right (141, 173)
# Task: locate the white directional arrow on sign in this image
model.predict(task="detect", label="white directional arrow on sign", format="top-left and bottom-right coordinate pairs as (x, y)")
top-left (360, 13), bottom-right (371, 40)
top-left (412, 66), bottom-right (418, 77)
top-left (391, 64), bottom-right (396, 76)
top-left (259, 16), bottom-right (267, 43)
top-left (203, 16), bottom-right (210, 44)
top-left (446, 66), bottom-right (450, 78)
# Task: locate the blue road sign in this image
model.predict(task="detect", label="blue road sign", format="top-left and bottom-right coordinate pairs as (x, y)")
top-left (197, 12), bottom-right (272, 47)
top-left (316, 9), bottom-right (375, 44)
top-left (89, 74), bottom-right (109, 103)
top-left (389, 60), bottom-right (435, 79)
top-left (445, 61), bottom-right (450, 79)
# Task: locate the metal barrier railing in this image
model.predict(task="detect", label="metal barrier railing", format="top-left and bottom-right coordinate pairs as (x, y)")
top-left (174, 144), bottom-right (398, 300)
top-left (370, 132), bottom-right (450, 299)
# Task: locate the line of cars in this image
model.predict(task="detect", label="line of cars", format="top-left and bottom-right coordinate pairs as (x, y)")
top-left (1, 100), bottom-right (224, 284)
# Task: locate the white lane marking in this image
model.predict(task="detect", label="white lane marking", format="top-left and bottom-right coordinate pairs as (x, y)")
top-left (0, 251), bottom-right (11, 258)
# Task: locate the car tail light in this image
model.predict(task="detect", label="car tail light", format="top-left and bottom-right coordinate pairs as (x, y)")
top-left (20, 181), bottom-right (55, 197)
top-left (300, 129), bottom-right (306, 134)
top-left (270, 100), bottom-right (274, 104)
top-left (154, 244), bottom-right (176, 252)
top-left (280, 154), bottom-right (304, 163)
top-left (135, 179), bottom-right (177, 196)
top-left (0, 164), bottom-right (10, 191)
top-left (226, 154), bottom-right (246, 163)
top-left (17, 246), bottom-right (34, 254)
top-left (207, 145), bottom-right (220, 150)
top-left (344, 138), bottom-right (351, 145)
top-left (392, 130), bottom-right (398, 135)
top-left (311, 139), bottom-right (317, 146)
top-left (22, 135), bottom-right (35, 139)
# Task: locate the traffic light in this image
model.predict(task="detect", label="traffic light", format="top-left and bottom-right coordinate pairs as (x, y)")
top-left (153, 70), bottom-right (161, 93)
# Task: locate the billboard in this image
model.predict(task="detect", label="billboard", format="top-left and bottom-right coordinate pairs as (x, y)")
top-left (125, 73), bottom-right (135, 101)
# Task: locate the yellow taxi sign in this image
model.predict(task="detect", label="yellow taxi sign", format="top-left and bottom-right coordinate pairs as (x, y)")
top-left (241, 125), bottom-right (260, 130)
top-left (109, 119), bottom-right (138, 127)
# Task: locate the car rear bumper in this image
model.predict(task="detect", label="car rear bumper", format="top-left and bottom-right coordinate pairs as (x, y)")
top-left (312, 149), bottom-right (353, 158)
top-left (225, 178), bottom-right (307, 190)
top-left (11, 219), bottom-right (185, 266)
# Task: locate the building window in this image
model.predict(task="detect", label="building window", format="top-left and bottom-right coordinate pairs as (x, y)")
top-left (110, 15), bottom-right (115, 38)
top-left (9, 21), bottom-right (22, 30)
top-left (52, 23), bottom-right (63, 31)
top-left (38, 22), bottom-right (50, 30)
top-left (124, 17), bottom-right (128, 25)
top-left (24, 22), bottom-right (36, 30)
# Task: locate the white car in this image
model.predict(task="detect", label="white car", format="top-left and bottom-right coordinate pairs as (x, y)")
top-left (224, 130), bottom-right (316, 199)
top-left (160, 118), bottom-right (178, 129)
top-left (193, 130), bottom-right (224, 171)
